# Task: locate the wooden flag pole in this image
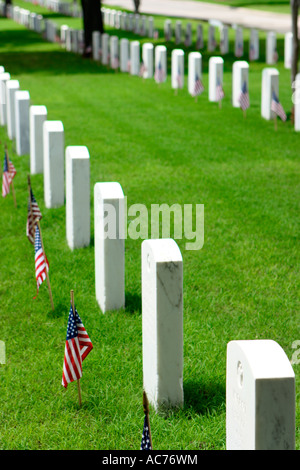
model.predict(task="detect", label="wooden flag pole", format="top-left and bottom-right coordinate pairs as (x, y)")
top-left (70, 289), bottom-right (82, 407)
top-left (143, 390), bottom-right (153, 449)
top-left (5, 144), bottom-right (17, 208)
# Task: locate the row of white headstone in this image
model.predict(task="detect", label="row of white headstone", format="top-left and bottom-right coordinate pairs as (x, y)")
top-left (3, 0), bottom-right (294, 70)
top-left (0, 63), bottom-right (297, 450)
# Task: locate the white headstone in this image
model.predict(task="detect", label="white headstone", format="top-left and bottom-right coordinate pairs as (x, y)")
top-left (142, 43), bottom-right (154, 78)
top-left (142, 238), bottom-right (183, 411)
top-left (249, 29), bottom-right (259, 61)
top-left (220, 25), bottom-right (229, 55)
top-left (226, 339), bottom-right (295, 450)
top-left (130, 41), bottom-right (140, 76)
top-left (175, 20), bottom-right (182, 45)
top-left (208, 25), bottom-right (217, 52)
top-left (235, 27), bottom-right (244, 58)
top-left (60, 25), bottom-right (69, 47)
top-left (6, 79), bottom-right (20, 140)
top-left (0, 72), bottom-right (10, 126)
top-left (154, 45), bottom-right (167, 83)
top-left (261, 68), bottom-right (279, 120)
top-left (43, 120), bottom-right (64, 208)
top-left (66, 146), bottom-right (90, 250)
top-left (266, 32), bottom-right (278, 65)
top-left (284, 32), bottom-right (293, 69)
top-left (184, 23), bottom-right (192, 47)
top-left (92, 31), bottom-right (101, 61)
top-left (15, 90), bottom-right (30, 156)
top-left (294, 73), bottom-right (300, 131)
top-left (171, 49), bottom-right (184, 89)
top-left (188, 52), bottom-right (202, 96)
top-left (209, 56), bottom-right (224, 102)
top-left (120, 38), bottom-right (129, 72)
top-left (232, 61), bottom-right (249, 108)
top-left (164, 19), bottom-right (172, 41)
top-left (196, 24), bottom-right (204, 49)
top-left (94, 182), bottom-right (125, 313)
top-left (101, 33), bottom-right (109, 65)
top-left (110, 36), bottom-right (119, 69)
top-left (148, 17), bottom-right (154, 38)
top-left (29, 105), bottom-right (47, 174)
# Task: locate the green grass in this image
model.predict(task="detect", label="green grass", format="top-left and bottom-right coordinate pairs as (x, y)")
top-left (0, 4), bottom-right (299, 451)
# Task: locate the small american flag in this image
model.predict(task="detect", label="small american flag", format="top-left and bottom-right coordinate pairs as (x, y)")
top-left (139, 60), bottom-right (147, 77)
top-left (62, 305), bottom-right (93, 388)
top-left (154, 62), bottom-right (165, 83)
top-left (216, 78), bottom-right (225, 102)
top-left (34, 224), bottom-right (49, 295)
top-left (236, 42), bottom-right (243, 58)
top-left (249, 43), bottom-right (256, 61)
top-left (193, 74), bottom-right (204, 96)
top-left (239, 81), bottom-right (250, 111)
top-left (112, 54), bottom-right (119, 69)
top-left (176, 66), bottom-right (183, 88)
top-left (2, 151), bottom-right (16, 198)
top-left (271, 90), bottom-right (287, 121)
top-left (27, 188), bottom-right (42, 245)
top-left (140, 415), bottom-right (152, 450)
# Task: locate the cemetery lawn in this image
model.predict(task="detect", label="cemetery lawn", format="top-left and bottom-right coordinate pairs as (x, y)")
top-left (0, 8), bottom-right (299, 451)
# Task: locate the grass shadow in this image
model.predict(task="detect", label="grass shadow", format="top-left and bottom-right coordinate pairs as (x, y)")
top-left (125, 291), bottom-right (141, 315)
top-left (47, 302), bottom-right (65, 318)
top-left (183, 378), bottom-right (225, 415)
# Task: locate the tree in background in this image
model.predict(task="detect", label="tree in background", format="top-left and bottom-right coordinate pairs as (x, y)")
top-left (4, 0), bottom-right (12, 17)
top-left (80, 0), bottom-right (104, 57)
top-left (133, 0), bottom-right (140, 13)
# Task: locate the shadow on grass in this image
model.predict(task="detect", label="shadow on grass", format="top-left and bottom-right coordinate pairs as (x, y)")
top-left (125, 291), bottom-right (141, 315)
top-left (47, 302), bottom-right (65, 318)
top-left (183, 378), bottom-right (225, 415)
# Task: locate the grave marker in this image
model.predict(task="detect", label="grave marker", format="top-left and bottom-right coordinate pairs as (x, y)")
top-left (142, 239), bottom-right (183, 411)
top-left (92, 31), bottom-right (101, 61)
top-left (110, 36), bottom-right (119, 69)
top-left (232, 61), bottom-right (249, 108)
top-left (66, 146), bottom-right (90, 250)
top-left (249, 29), bottom-right (259, 61)
top-left (101, 33), bottom-right (109, 65)
top-left (164, 19), bottom-right (172, 41)
top-left (196, 23), bottom-right (204, 49)
top-left (0, 72), bottom-right (10, 126)
top-left (266, 32), bottom-right (278, 64)
top-left (220, 25), bottom-right (229, 55)
top-left (130, 41), bottom-right (140, 76)
top-left (188, 52), bottom-right (203, 97)
top-left (209, 56), bottom-right (224, 102)
top-left (94, 182), bottom-right (125, 313)
top-left (208, 24), bottom-right (217, 52)
top-left (154, 45), bottom-right (167, 83)
top-left (261, 68), bottom-right (279, 120)
top-left (6, 79), bottom-right (20, 140)
top-left (175, 20), bottom-right (182, 45)
top-left (226, 339), bottom-right (295, 450)
top-left (171, 49), bottom-right (184, 90)
top-left (235, 27), bottom-right (244, 58)
top-left (142, 43), bottom-right (154, 78)
top-left (15, 90), bottom-right (30, 156)
top-left (120, 38), bottom-right (129, 72)
top-left (29, 105), bottom-right (47, 174)
top-left (43, 120), bottom-right (64, 208)
top-left (284, 32), bottom-right (293, 69)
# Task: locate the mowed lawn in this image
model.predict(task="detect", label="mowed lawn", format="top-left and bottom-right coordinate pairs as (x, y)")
top-left (0, 6), bottom-right (299, 450)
